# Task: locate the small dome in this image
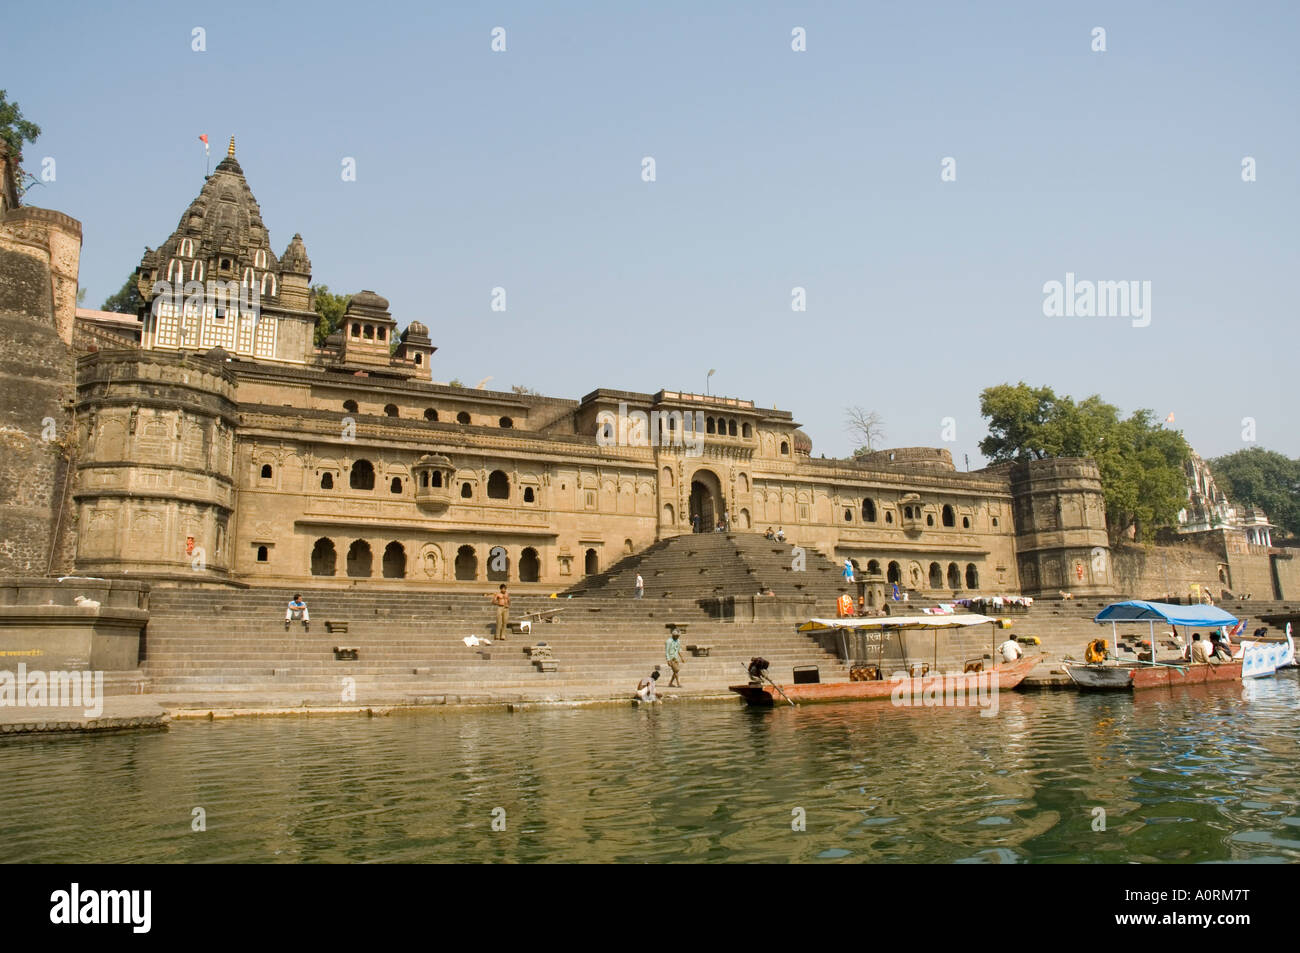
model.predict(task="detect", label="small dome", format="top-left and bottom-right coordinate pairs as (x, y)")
top-left (349, 289), bottom-right (390, 311)
top-left (407, 320), bottom-right (428, 336)
top-left (415, 453), bottom-right (452, 468)
top-left (793, 429), bottom-right (812, 454)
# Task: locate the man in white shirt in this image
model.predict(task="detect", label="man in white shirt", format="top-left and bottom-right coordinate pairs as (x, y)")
top-left (998, 637), bottom-right (1022, 663)
top-left (1190, 633), bottom-right (1211, 664)
top-left (634, 573), bottom-right (644, 599)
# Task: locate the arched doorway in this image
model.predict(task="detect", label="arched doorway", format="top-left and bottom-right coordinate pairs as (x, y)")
top-left (689, 468), bottom-right (724, 532)
top-left (347, 540), bottom-right (373, 577)
top-left (584, 548), bottom-right (599, 575)
top-left (455, 545), bottom-right (477, 580)
top-left (382, 542), bottom-right (406, 579)
top-left (310, 538), bottom-right (336, 576)
top-left (519, 547), bottom-right (540, 582)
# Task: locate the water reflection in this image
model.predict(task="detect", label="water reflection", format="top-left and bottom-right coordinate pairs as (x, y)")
top-left (0, 673), bottom-right (1297, 863)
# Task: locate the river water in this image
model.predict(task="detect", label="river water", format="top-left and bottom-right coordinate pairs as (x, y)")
top-left (2, 674), bottom-right (1298, 863)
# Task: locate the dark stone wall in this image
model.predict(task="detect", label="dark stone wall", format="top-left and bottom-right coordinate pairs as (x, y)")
top-left (0, 242), bottom-right (76, 575)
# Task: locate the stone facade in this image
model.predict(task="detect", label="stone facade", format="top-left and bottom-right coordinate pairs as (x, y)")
top-left (5, 143), bottom-right (1132, 596)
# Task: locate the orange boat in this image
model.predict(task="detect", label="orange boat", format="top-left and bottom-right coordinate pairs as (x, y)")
top-left (730, 654), bottom-right (1040, 706)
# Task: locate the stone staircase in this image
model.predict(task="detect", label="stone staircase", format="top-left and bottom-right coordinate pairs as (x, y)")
top-left (565, 531), bottom-right (852, 609)
top-left (140, 587), bottom-right (851, 703)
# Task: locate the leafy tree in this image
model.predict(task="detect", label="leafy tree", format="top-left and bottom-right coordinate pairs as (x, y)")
top-left (0, 90), bottom-right (40, 157)
top-left (844, 406), bottom-right (885, 456)
top-left (978, 382), bottom-right (1191, 541)
top-left (1209, 447), bottom-right (1300, 540)
top-left (311, 285), bottom-right (351, 346)
top-left (511, 384), bottom-right (540, 396)
top-left (102, 273), bottom-right (143, 314)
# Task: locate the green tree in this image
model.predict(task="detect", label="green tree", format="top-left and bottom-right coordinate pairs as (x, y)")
top-left (0, 90), bottom-right (40, 157)
top-left (978, 383), bottom-right (1190, 541)
top-left (1209, 447), bottom-right (1300, 540)
top-left (101, 273), bottom-right (143, 314)
top-left (311, 285), bottom-right (351, 346)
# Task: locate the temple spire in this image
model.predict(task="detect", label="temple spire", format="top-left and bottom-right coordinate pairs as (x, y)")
top-left (227, 136), bottom-right (236, 158)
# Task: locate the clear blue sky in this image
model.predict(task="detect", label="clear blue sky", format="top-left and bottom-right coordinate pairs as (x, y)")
top-left (8, 0), bottom-right (1298, 465)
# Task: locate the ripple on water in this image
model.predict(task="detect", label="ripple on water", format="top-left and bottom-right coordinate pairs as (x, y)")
top-left (0, 677), bottom-right (1297, 862)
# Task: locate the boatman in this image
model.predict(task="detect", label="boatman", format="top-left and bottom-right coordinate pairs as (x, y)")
top-left (998, 636), bottom-right (1022, 663)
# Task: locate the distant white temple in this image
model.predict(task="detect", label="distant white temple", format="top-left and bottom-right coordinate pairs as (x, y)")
top-left (1178, 452), bottom-right (1273, 546)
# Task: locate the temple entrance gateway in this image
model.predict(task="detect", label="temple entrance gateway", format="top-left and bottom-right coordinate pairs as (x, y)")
top-left (689, 468), bottom-right (724, 532)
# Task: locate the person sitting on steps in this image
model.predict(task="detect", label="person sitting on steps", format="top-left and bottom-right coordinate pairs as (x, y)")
top-left (286, 594), bottom-right (309, 632)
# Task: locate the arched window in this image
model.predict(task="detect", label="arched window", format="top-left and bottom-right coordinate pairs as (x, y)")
top-left (454, 545), bottom-right (477, 580)
top-left (424, 408), bottom-right (438, 421)
top-left (343, 400), bottom-right (358, 413)
top-left (178, 238), bottom-right (194, 257)
top-left (457, 411), bottom-right (471, 425)
top-left (867, 559), bottom-right (880, 575)
top-left (363, 325), bottom-right (374, 340)
top-left (965, 564), bottom-right (979, 589)
top-left (904, 506), bottom-right (913, 519)
top-left (167, 259), bottom-right (184, 283)
top-left (376, 327), bottom-right (386, 341)
top-left (242, 267), bottom-right (255, 288)
top-left (382, 542), bottom-right (406, 579)
top-left (260, 273), bottom-right (277, 297)
top-left (844, 508), bottom-right (853, 522)
top-left (992, 517), bottom-right (999, 528)
top-left (384, 404), bottom-right (399, 418)
top-left (742, 423), bottom-right (752, 438)
top-left (254, 249), bottom-right (267, 268)
top-left (415, 354), bottom-right (422, 365)
top-left (349, 459), bottom-right (375, 490)
top-left (320, 472), bottom-right (334, 490)
top-left (260, 464), bottom-right (273, 479)
top-left (190, 260), bottom-right (204, 281)
top-left (519, 547), bottom-right (540, 583)
top-left (487, 470), bottom-right (509, 499)
top-left (523, 487), bottom-right (535, 503)
top-left (729, 420), bottom-right (738, 437)
top-left (706, 417), bottom-right (716, 435)
top-left (887, 561), bottom-right (901, 584)
top-left (739, 473), bottom-right (749, 492)
top-left (928, 562), bottom-right (943, 589)
top-left (584, 548), bottom-right (599, 575)
top-left (780, 441), bottom-right (789, 455)
top-left (460, 482), bottom-right (473, 498)
top-left (942, 504), bottom-right (955, 527)
top-left (350, 323), bottom-right (360, 338)
top-left (962, 516), bottom-right (970, 529)
top-left (664, 503), bottom-right (675, 523)
top-left (310, 538), bottom-right (336, 576)
top-left (885, 512), bottom-right (894, 524)
top-left (499, 416), bottom-right (513, 429)
top-left (256, 545), bottom-right (268, 562)
top-left (390, 477), bottom-right (403, 494)
top-left (347, 540), bottom-right (373, 577)
top-left (430, 471), bottom-right (442, 488)
top-left (947, 562), bottom-right (961, 589)
top-left (862, 499), bottom-right (877, 522)
top-left (926, 514), bottom-right (934, 526)
top-left (662, 466), bottom-right (674, 487)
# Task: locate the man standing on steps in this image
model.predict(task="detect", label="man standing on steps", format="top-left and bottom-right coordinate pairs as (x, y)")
top-left (488, 584), bottom-right (510, 641)
top-left (634, 573), bottom-right (644, 599)
top-left (666, 627), bottom-right (684, 687)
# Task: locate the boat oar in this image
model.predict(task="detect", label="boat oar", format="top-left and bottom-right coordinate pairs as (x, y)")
top-left (743, 664), bottom-right (796, 707)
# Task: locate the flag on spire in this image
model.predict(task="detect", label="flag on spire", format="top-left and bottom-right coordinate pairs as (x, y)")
top-left (1165, 412), bottom-right (1175, 424)
top-left (198, 134), bottom-right (209, 154)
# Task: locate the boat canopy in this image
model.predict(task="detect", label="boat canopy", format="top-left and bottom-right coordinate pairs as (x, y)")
top-left (1093, 600), bottom-right (1238, 627)
top-left (797, 614), bottom-right (999, 632)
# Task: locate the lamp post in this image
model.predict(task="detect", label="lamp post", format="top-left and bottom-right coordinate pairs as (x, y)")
top-left (706, 368), bottom-right (716, 396)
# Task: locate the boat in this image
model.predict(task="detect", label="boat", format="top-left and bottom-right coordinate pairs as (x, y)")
top-left (729, 613), bottom-right (1040, 707)
top-left (1064, 600), bottom-right (1260, 691)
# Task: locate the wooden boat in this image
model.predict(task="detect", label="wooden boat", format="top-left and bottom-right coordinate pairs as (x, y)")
top-left (1066, 600), bottom-right (1250, 692)
top-left (730, 654), bottom-right (1039, 706)
top-left (1065, 659), bottom-right (1242, 691)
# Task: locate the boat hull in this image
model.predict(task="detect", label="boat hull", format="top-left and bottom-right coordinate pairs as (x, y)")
top-left (1065, 660), bottom-right (1243, 691)
top-left (729, 655), bottom-right (1039, 706)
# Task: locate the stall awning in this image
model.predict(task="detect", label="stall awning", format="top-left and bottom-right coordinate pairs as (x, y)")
top-left (797, 614), bottom-right (998, 632)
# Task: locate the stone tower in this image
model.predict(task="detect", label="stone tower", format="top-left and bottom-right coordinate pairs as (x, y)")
top-left (1010, 458), bottom-right (1113, 596)
top-left (0, 204), bottom-right (83, 575)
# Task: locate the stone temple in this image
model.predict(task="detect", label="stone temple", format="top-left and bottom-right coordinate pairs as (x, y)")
top-left (3, 139), bottom-right (1297, 608)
